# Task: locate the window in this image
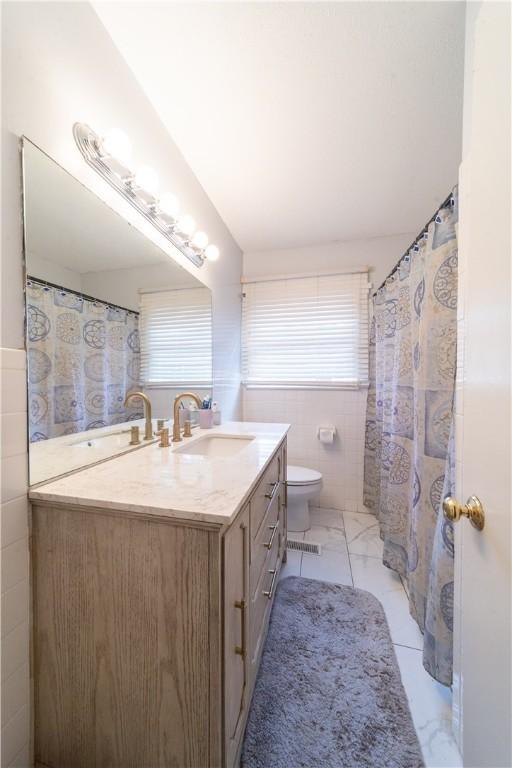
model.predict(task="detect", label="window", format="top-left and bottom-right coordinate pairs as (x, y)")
top-left (139, 287), bottom-right (212, 387)
top-left (242, 271), bottom-right (369, 388)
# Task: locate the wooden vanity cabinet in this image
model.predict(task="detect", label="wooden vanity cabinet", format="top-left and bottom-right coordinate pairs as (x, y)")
top-left (31, 438), bottom-right (287, 768)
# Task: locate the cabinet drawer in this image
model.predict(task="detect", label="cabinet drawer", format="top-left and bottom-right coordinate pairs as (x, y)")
top-left (248, 514), bottom-right (281, 672)
top-left (250, 452), bottom-right (281, 542)
top-left (250, 488), bottom-right (280, 589)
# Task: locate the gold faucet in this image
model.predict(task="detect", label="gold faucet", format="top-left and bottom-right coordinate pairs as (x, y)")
top-left (124, 391), bottom-right (153, 441)
top-left (172, 392), bottom-right (202, 442)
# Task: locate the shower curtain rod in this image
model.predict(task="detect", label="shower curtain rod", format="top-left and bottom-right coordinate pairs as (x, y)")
top-left (26, 275), bottom-right (139, 316)
top-left (373, 190), bottom-right (454, 296)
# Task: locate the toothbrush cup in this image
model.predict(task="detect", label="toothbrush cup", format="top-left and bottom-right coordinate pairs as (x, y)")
top-left (199, 409), bottom-right (214, 429)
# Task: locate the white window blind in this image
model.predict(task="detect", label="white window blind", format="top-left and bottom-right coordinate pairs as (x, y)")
top-left (139, 287), bottom-right (212, 387)
top-left (242, 271), bottom-right (369, 388)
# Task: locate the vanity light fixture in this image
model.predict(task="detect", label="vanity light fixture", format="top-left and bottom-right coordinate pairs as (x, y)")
top-left (73, 123), bottom-right (220, 267)
top-left (204, 244), bottom-right (220, 262)
top-left (177, 214), bottom-right (196, 237)
top-left (192, 231), bottom-right (209, 250)
top-left (159, 193), bottom-right (180, 220)
top-left (133, 164), bottom-right (159, 200)
top-left (102, 128), bottom-right (133, 168)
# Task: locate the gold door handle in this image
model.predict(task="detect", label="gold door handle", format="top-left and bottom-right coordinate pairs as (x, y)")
top-left (234, 600), bottom-right (246, 657)
top-left (443, 495), bottom-right (485, 531)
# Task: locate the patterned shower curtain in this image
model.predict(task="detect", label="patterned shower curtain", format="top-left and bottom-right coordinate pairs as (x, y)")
top-left (26, 280), bottom-right (141, 441)
top-left (363, 192), bottom-right (457, 685)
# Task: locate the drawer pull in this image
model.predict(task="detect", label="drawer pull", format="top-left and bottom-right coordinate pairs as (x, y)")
top-left (234, 599), bottom-right (246, 657)
top-left (265, 481), bottom-right (279, 500)
top-left (263, 568), bottom-right (278, 600)
top-left (264, 523), bottom-right (278, 550)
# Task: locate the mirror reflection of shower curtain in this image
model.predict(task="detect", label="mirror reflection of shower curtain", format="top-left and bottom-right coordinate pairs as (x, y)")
top-left (363, 191), bottom-right (458, 686)
top-left (26, 280), bottom-right (141, 441)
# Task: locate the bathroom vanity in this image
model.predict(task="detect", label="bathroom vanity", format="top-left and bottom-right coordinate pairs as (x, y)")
top-left (23, 137), bottom-right (288, 768)
top-left (29, 422), bottom-right (288, 768)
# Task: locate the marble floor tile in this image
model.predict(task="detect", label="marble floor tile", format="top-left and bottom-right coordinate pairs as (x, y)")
top-left (349, 553), bottom-right (423, 649)
top-left (300, 546), bottom-right (353, 587)
top-left (309, 507), bottom-right (345, 531)
top-left (342, 510), bottom-right (384, 558)
top-left (305, 524), bottom-right (347, 553)
top-left (376, 589), bottom-right (423, 650)
top-left (349, 551), bottom-right (404, 596)
top-left (280, 548), bottom-right (302, 580)
top-left (394, 645), bottom-right (462, 768)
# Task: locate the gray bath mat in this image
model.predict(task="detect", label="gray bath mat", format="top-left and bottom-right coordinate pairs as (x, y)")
top-left (242, 576), bottom-right (424, 768)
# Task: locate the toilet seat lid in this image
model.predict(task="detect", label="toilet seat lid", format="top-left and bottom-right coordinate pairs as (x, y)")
top-left (287, 465), bottom-right (322, 486)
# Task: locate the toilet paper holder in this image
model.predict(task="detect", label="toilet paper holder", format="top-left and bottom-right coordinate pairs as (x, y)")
top-left (317, 426), bottom-right (336, 444)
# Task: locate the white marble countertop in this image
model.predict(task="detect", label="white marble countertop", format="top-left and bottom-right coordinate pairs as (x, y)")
top-left (29, 418), bottom-right (162, 487)
top-left (29, 421), bottom-right (290, 526)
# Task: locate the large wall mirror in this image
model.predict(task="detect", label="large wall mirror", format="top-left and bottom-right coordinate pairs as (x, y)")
top-left (23, 138), bottom-right (212, 486)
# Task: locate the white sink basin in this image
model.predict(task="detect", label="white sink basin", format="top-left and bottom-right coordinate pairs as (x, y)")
top-left (71, 430), bottom-right (132, 449)
top-left (175, 434), bottom-right (255, 457)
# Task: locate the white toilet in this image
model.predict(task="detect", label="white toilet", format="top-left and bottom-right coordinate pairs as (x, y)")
top-left (286, 465), bottom-right (323, 532)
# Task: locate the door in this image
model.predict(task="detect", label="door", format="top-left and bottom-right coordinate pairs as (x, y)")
top-left (455, 3), bottom-right (511, 766)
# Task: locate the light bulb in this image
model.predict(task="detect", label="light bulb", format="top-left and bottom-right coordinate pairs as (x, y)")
top-left (192, 231), bottom-right (209, 250)
top-left (159, 193), bottom-right (180, 219)
top-left (134, 165), bottom-right (159, 197)
top-left (178, 215), bottom-right (196, 237)
top-left (205, 244), bottom-right (220, 262)
top-left (102, 129), bottom-right (132, 167)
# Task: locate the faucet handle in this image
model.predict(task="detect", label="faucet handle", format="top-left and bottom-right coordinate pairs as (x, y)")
top-left (159, 427), bottom-right (170, 448)
top-left (172, 421), bottom-right (182, 442)
top-left (183, 420), bottom-right (193, 438)
top-left (156, 419), bottom-right (165, 433)
top-left (129, 425), bottom-right (141, 445)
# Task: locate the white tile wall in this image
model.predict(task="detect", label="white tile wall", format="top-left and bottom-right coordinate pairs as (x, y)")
top-left (0, 348), bottom-right (31, 767)
top-left (243, 386), bottom-right (368, 512)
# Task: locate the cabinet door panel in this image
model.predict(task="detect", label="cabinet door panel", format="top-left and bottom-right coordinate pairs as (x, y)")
top-left (33, 505), bottom-right (210, 768)
top-left (224, 503), bottom-right (250, 767)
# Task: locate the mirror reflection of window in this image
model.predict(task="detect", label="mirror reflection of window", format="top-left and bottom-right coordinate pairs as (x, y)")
top-left (22, 138), bottom-right (212, 485)
top-left (139, 287), bottom-right (213, 388)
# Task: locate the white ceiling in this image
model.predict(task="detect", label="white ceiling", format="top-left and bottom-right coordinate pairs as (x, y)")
top-left (93, 1), bottom-right (465, 253)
